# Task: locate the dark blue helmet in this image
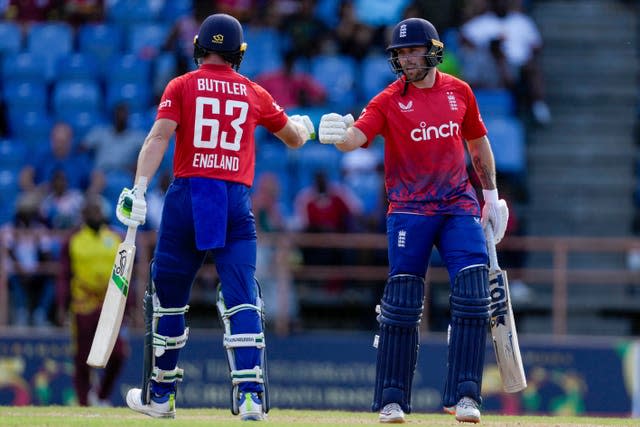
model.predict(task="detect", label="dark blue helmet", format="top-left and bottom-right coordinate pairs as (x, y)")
top-left (193, 13), bottom-right (247, 70)
top-left (386, 18), bottom-right (444, 78)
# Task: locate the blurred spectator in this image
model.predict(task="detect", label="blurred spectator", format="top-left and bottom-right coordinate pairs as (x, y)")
top-left (61, 0), bottom-right (103, 27)
top-left (460, 0), bottom-right (551, 125)
top-left (2, 192), bottom-right (55, 326)
top-left (162, 0), bottom-right (211, 77)
top-left (256, 51), bottom-right (327, 109)
top-left (4, 0), bottom-right (61, 23)
top-left (252, 172), bottom-right (300, 329)
top-left (81, 103), bottom-right (146, 175)
top-left (280, 0), bottom-right (330, 58)
top-left (23, 122), bottom-right (91, 192)
top-left (39, 169), bottom-right (85, 230)
top-left (402, 0), bottom-right (466, 34)
top-left (294, 170), bottom-right (362, 293)
top-left (217, 0), bottom-right (256, 23)
top-left (56, 194), bottom-right (128, 406)
top-left (333, 1), bottom-right (379, 60)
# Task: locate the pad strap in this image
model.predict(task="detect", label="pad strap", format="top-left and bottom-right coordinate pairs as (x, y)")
top-left (153, 327), bottom-right (190, 357)
top-left (152, 366), bottom-right (184, 383)
top-left (224, 332), bottom-right (266, 349)
top-left (231, 366), bottom-right (265, 385)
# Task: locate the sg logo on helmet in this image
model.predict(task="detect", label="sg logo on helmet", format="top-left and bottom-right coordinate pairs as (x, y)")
top-left (212, 34), bottom-right (224, 44)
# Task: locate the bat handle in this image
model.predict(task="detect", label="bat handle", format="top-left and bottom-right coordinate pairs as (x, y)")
top-left (124, 225), bottom-right (138, 245)
top-left (485, 222), bottom-right (501, 271)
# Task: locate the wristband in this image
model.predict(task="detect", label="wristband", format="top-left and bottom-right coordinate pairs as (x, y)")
top-left (482, 189), bottom-right (499, 203)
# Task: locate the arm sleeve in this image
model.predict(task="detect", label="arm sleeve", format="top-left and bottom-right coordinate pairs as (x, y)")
top-left (156, 77), bottom-right (182, 123)
top-left (461, 84), bottom-right (488, 141)
top-left (252, 83), bottom-right (288, 133)
top-left (353, 94), bottom-right (387, 146)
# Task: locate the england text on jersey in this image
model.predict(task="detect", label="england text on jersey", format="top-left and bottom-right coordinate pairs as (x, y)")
top-left (192, 153), bottom-right (240, 171)
top-left (197, 78), bottom-right (248, 96)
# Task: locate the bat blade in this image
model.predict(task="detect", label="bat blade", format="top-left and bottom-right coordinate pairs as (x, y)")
top-left (489, 267), bottom-right (527, 392)
top-left (86, 241), bottom-right (136, 368)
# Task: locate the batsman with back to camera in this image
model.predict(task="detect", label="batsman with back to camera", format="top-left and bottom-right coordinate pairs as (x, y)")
top-left (115, 13), bottom-right (315, 421)
top-left (318, 18), bottom-right (509, 424)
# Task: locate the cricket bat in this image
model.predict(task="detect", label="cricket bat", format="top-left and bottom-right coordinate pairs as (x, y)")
top-left (87, 177), bottom-right (147, 368)
top-left (485, 224), bottom-right (527, 393)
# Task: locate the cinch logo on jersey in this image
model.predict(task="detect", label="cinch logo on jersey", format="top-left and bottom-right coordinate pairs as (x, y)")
top-left (159, 99), bottom-right (172, 109)
top-left (410, 120), bottom-right (460, 141)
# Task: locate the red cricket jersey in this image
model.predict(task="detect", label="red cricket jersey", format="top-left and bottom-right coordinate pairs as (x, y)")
top-left (354, 70), bottom-right (487, 216)
top-left (156, 64), bottom-right (288, 187)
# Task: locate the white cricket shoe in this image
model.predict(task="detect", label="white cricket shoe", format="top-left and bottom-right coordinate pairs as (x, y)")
top-left (126, 388), bottom-right (176, 418)
top-left (238, 392), bottom-right (265, 421)
top-left (379, 403), bottom-right (405, 423)
top-left (455, 396), bottom-right (481, 423)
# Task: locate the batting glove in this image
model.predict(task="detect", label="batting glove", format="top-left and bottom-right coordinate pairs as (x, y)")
top-left (116, 183), bottom-right (147, 227)
top-left (289, 114), bottom-right (316, 142)
top-left (481, 189), bottom-right (509, 244)
top-left (319, 113), bottom-right (354, 144)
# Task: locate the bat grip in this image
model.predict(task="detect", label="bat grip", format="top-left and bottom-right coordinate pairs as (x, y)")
top-left (485, 222), bottom-right (500, 271)
top-left (124, 225), bottom-right (138, 245)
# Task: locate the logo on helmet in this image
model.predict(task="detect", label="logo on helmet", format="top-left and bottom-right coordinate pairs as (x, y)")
top-left (212, 34), bottom-right (224, 44)
top-left (399, 24), bottom-right (407, 38)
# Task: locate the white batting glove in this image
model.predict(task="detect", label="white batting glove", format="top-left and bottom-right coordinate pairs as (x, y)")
top-left (319, 113), bottom-right (354, 144)
top-left (481, 189), bottom-right (509, 244)
top-left (116, 182), bottom-right (147, 227)
top-left (289, 114), bottom-right (316, 142)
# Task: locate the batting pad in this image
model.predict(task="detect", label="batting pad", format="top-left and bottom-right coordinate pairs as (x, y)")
top-left (443, 265), bottom-right (491, 407)
top-left (372, 274), bottom-right (425, 413)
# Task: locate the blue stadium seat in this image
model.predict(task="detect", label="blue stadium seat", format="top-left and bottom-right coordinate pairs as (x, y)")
top-left (241, 27), bottom-right (284, 79)
top-left (55, 52), bottom-right (99, 82)
top-left (354, 0), bottom-right (410, 26)
top-left (153, 52), bottom-right (177, 96)
top-left (106, 81), bottom-right (151, 113)
top-left (127, 22), bottom-right (171, 58)
top-left (7, 110), bottom-right (52, 151)
top-left (106, 0), bottom-right (162, 26)
top-left (26, 22), bottom-right (74, 82)
top-left (2, 52), bottom-right (47, 84)
top-left (106, 53), bottom-right (152, 85)
top-left (0, 139), bottom-right (27, 169)
top-left (2, 81), bottom-right (48, 113)
top-left (475, 88), bottom-right (515, 117)
top-left (77, 23), bottom-right (123, 76)
top-left (0, 22), bottom-right (22, 57)
top-left (291, 142), bottom-right (343, 196)
top-left (484, 117), bottom-right (526, 175)
top-left (310, 54), bottom-right (357, 110)
top-left (52, 80), bottom-right (103, 115)
top-left (104, 170), bottom-right (135, 205)
top-left (359, 54), bottom-right (396, 100)
top-left (160, 0), bottom-right (193, 23)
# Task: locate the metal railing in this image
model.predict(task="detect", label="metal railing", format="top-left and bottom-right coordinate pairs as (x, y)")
top-left (2, 229), bottom-right (640, 335)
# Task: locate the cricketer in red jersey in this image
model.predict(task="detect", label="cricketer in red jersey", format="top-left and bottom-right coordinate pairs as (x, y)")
top-left (319, 18), bottom-right (509, 424)
top-left (116, 14), bottom-right (315, 421)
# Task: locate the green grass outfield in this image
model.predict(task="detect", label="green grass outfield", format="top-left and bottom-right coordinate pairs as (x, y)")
top-left (0, 407), bottom-right (637, 427)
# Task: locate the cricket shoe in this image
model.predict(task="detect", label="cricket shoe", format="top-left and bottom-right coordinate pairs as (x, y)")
top-left (238, 392), bottom-right (265, 421)
top-left (126, 388), bottom-right (176, 418)
top-left (443, 405), bottom-right (455, 415)
top-left (378, 403), bottom-right (405, 423)
top-left (455, 397), bottom-right (481, 423)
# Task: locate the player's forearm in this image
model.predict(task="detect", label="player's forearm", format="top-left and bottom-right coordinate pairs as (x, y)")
top-left (135, 135), bottom-right (168, 184)
top-left (468, 136), bottom-right (496, 190)
top-left (336, 126), bottom-right (367, 152)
